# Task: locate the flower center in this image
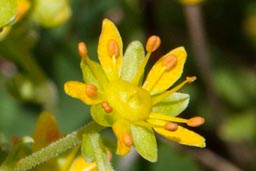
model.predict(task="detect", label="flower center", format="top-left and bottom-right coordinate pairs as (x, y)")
top-left (105, 79), bottom-right (152, 122)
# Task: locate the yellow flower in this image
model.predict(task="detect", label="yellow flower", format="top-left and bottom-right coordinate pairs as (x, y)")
top-left (69, 156), bottom-right (96, 171)
top-left (179, 0), bottom-right (204, 5)
top-left (64, 19), bottom-right (205, 162)
top-left (16, 0), bottom-right (31, 21)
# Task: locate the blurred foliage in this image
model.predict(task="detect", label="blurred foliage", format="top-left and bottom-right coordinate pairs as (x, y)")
top-left (0, 0), bottom-right (256, 170)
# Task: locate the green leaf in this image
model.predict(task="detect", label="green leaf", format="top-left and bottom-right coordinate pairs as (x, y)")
top-left (90, 105), bottom-right (115, 127)
top-left (0, 0), bottom-right (17, 28)
top-left (80, 59), bottom-right (107, 92)
top-left (152, 92), bottom-right (189, 116)
top-left (121, 41), bottom-right (145, 81)
top-left (131, 124), bottom-right (157, 162)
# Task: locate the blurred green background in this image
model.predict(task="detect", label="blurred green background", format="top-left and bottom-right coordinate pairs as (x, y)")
top-left (0, 0), bottom-right (256, 170)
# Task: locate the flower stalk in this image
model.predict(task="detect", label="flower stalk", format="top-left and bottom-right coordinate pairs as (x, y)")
top-left (9, 122), bottom-right (103, 171)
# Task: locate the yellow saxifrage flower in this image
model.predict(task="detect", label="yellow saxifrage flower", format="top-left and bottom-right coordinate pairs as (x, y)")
top-left (65, 19), bottom-right (205, 162)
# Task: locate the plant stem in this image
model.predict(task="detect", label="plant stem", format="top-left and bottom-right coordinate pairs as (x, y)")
top-left (182, 4), bottom-right (224, 124)
top-left (11, 122), bottom-right (103, 171)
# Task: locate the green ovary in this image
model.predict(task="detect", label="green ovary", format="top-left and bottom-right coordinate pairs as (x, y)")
top-left (105, 79), bottom-right (152, 122)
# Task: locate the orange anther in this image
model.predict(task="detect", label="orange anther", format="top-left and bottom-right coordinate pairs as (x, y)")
top-left (108, 39), bottom-right (119, 57)
top-left (186, 76), bottom-right (197, 83)
top-left (146, 35), bottom-right (161, 52)
top-left (78, 42), bottom-right (88, 59)
top-left (162, 54), bottom-right (177, 71)
top-left (123, 133), bottom-right (133, 147)
top-left (187, 116), bottom-right (205, 127)
top-left (86, 84), bottom-right (98, 97)
top-left (164, 122), bottom-right (178, 131)
top-left (101, 101), bottom-right (113, 113)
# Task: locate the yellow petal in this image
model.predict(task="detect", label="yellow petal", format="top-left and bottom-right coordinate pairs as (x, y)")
top-left (17, 0), bottom-right (31, 21)
top-left (154, 126), bottom-right (205, 148)
top-left (143, 47), bottom-right (187, 95)
top-left (97, 19), bottom-right (123, 80)
top-left (64, 81), bottom-right (103, 105)
top-left (69, 155), bottom-right (96, 171)
top-left (112, 120), bottom-right (131, 155)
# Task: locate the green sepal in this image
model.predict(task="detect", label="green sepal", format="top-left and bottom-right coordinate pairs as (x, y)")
top-left (90, 105), bottom-right (115, 127)
top-left (0, 0), bottom-right (17, 28)
top-left (82, 132), bottom-right (114, 171)
top-left (82, 134), bottom-right (95, 162)
top-left (80, 59), bottom-right (108, 92)
top-left (121, 41), bottom-right (145, 81)
top-left (131, 124), bottom-right (157, 162)
top-left (152, 92), bottom-right (189, 116)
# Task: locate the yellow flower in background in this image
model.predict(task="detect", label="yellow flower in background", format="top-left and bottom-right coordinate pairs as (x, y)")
top-left (64, 19), bottom-right (205, 162)
top-left (16, 0), bottom-right (31, 21)
top-left (31, 0), bottom-right (71, 27)
top-left (179, 0), bottom-right (204, 5)
top-left (69, 156), bottom-right (96, 171)
top-left (0, 0), bottom-right (30, 39)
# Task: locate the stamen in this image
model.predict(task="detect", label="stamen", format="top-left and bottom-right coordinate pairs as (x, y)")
top-left (131, 52), bottom-right (151, 85)
top-left (132, 36), bottom-right (161, 85)
top-left (86, 84), bottom-right (98, 97)
top-left (152, 76), bottom-right (197, 105)
top-left (123, 133), bottom-right (133, 147)
top-left (164, 122), bottom-right (178, 131)
top-left (108, 39), bottom-right (119, 57)
top-left (101, 101), bottom-right (113, 113)
top-left (107, 39), bottom-right (120, 80)
top-left (150, 113), bottom-right (188, 123)
top-left (146, 35), bottom-right (161, 52)
top-left (78, 43), bottom-right (108, 88)
top-left (78, 42), bottom-right (88, 59)
top-left (187, 116), bottom-right (205, 127)
top-left (162, 54), bottom-right (177, 71)
top-left (186, 76), bottom-right (197, 83)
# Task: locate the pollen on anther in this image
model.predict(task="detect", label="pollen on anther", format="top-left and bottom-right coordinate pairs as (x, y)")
top-left (187, 116), bottom-right (205, 127)
top-left (78, 42), bottom-right (88, 59)
top-left (108, 39), bottom-right (119, 57)
top-left (186, 76), bottom-right (197, 83)
top-left (101, 101), bottom-right (113, 113)
top-left (123, 134), bottom-right (133, 147)
top-left (162, 54), bottom-right (177, 71)
top-left (146, 35), bottom-right (161, 52)
top-left (86, 84), bottom-right (98, 97)
top-left (164, 122), bottom-right (178, 131)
